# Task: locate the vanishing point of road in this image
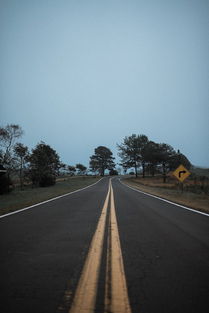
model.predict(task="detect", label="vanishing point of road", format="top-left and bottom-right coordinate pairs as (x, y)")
top-left (0, 177), bottom-right (209, 313)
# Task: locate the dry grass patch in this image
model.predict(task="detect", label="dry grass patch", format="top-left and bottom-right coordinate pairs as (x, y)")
top-left (0, 176), bottom-right (100, 216)
top-left (123, 177), bottom-right (209, 214)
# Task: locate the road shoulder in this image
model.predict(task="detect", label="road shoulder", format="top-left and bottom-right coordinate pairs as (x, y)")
top-left (121, 178), bottom-right (209, 215)
top-left (0, 177), bottom-right (102, 217)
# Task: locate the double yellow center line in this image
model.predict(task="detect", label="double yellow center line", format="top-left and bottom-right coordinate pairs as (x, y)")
top-left (69, 179), bottom-right (131, 313)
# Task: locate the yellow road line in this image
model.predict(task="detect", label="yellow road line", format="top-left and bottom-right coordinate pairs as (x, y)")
top-left (105, 182), bottom-right (132, 313)
top-left (69, 181), bottom-right (111, 313)
top-left (69, 179), bottom-right (132, 313)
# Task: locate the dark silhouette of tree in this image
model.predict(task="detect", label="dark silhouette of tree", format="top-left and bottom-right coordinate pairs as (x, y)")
top-left (14, 143), bottom-right (29, 189)
top-left (117, 134), bottom-right (148, 178)
top-left (68, 165), bottom-right (76, 176)
top-left (89, 146), bottom-right (115, 176)
top-left (109, 169), bottom-right (118, 176)
top-left (168, 150), bottom-right (191, 171)
top-left (76, 163), bottom-right (87, 175)
top-left (28, 142), bottom-right (60, 187)
top-left (0, 164), bottom-right (11, 194)
top-left (142, 141), bottom-right (160, 176)
top-left (157, 143), bottom-right (175, 183)
top-left (0, 124), bottom-right (23, 173)
top-left (89, 158), bottom-right (99, 175)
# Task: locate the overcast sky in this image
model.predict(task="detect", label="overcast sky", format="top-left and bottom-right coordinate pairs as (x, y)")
top-left (1, 0), bottom-right (209, 168)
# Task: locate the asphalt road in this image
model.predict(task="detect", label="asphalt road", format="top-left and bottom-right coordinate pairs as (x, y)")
top-left (0, 177), bottom-right (209, 313)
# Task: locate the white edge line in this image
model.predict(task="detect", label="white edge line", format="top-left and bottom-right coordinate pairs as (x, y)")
top-left (119, 178), bottom-right (209, 217)
top-left (0, 178), bottom-right (103, 219)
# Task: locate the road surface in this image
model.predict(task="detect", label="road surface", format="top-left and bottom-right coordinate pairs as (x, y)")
top-left (0, 177), bottom-right (209, 313)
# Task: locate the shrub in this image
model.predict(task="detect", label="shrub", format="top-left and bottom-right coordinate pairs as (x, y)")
top-left (39, 175), bottom-right (56, 187)
top-left (0, 175), bottom-right (12, 194)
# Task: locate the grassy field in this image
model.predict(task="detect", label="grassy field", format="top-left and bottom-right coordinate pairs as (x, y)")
top-left (0, 176), bottom-right (100, 216)
top-left (191, 167), bottom-right (209, 178)
top-left (123, 176), bottom-right (209, 214)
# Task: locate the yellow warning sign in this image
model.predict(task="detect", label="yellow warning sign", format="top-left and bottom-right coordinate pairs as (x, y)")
top-left (173, 164), bottom-right (191, 182)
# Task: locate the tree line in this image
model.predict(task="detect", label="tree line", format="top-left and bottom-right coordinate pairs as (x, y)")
top-left (117, 134), bottom-right (191, 181)
top-left (0, 124), bottom-right (191, 194)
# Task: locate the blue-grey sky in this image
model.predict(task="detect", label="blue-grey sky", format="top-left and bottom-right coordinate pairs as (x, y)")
top-left (1, 0), bottom-right (209, 168)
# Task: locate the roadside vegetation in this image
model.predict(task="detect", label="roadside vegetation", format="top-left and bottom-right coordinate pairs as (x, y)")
top-left (0, 176), bottom-right (100, 216)
top-left (0, 124), bottom-right (116, 215)
top-left (118, 134), bottom-right (191, 181)
top-left (123, 172), bottom-right (209, 214)
top-left (117, 133), bottom-right (209, 213)
top-left (0, 124), bottom-right (117, 195)
top-left (1, 124), bottom-right (208, 215)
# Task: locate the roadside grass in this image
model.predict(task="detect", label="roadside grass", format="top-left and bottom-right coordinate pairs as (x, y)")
top-left (122, 176), bottom-right (209, 214)
top-left (0, 176), bottom-right (100, 216)
top-left (191, 167), bottom-right (209, 178)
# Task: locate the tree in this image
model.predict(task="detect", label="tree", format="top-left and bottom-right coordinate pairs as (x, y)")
top-left (117, 134), bottom-right (148, 178)
top-left (14, 143), bottom-right (29, 189)
top-left (68, 165), bottom-right (76, 176)
top-left (168, 150), bottom-right (191, 171)
top-left (109, 169), bottom-right (118, 176)
top-left (89, 146), bottom-right (115, 176)
top-left (0, 124), bottom-right (23, 173)
top-left (142, 141), bottom-right (160, 176)
top-left (0, 164), bottom-right (11, 194)
top-left (142, 141), bottom-right (176, 181)
top-left (89, 158), bottom-right (100, 176)
top-left (116, 166), bottom-right (122, 175)
top-left (76, 163), bottom-right (87, 175)
top-left (157, 143), bottom-right (175, 183)
top-left (28, 142), bottom-right (60, 187)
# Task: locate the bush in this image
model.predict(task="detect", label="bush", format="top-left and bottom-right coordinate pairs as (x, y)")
top-left (109, 169), bottom-right (118, 176)
top-left (129, 171), bottom-right (135, 175)
top-left (39, 175), bottom-right (56, 187)
top-left (0, 175), bottom-right (12, 194)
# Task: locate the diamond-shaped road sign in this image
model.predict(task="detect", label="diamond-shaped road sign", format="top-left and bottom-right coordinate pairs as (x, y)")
top-left (173, 164), bottom-right (191, 182)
